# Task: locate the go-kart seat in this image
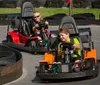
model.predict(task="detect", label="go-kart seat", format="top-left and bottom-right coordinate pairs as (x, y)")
top-left (21, 1), bottom-right (34, 18)
top-left (21, 19), bottom-right (32, 36)
top-left (59, 16), bottom-right (79, 34)
top-left (20, 1), bottom-right (34, 36)
top-left (10, 15), bottom-right (32, 37)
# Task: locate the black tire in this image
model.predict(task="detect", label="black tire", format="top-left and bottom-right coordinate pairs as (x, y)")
top-left (72, 13), bottom-right (95, 20)
top-left (36, 70), bottom-right (39, 77)
top-left (92, 61), bottom-right (99, 78)
top-left (39, 62), bottom-right (48, 73)
top-left (7, 35), bottom-right (12, 42)
top-left (0, 51), bottom-right (16, 64)
top-left (84, 59), bottom-right (95, 70)
top-left (0, 60), bottom-right (15, 66)
top-left (93, 68), bottom-right (99, 78)
top-left (85, 59), bottom-right (99, 78)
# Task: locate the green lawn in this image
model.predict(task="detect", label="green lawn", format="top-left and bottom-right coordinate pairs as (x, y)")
top-left (0, 8), bottom-right (20, 14)
top-left (0, 8), bottom-right (100, 19)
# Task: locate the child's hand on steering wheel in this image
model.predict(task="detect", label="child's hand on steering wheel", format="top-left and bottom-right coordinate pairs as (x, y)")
top-left (37, 36), bottom-right (42, 40)
top-left (45, 21), bottom-right (49, 25)
top-left (35, 24), bottom-right (39, 28)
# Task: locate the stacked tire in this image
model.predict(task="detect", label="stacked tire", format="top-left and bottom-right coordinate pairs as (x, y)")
top-left (0, 51), bottom-right (16, 66)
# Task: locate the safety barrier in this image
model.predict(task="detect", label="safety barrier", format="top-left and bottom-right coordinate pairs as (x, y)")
top-left (0, 44), bottom-right (22, 85)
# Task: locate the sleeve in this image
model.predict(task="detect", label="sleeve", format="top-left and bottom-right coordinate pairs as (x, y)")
top-left (74, 38), bottom-right (80, 44)
top-left (58, 42), bottom-right (61, 51)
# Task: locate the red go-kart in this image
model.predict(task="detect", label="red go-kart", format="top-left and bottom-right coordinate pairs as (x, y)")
top-left (2, 2), bottom-right (49, 53)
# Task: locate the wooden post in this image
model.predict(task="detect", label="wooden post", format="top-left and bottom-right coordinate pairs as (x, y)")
top-left (69, 0), bottom-right (73, 16)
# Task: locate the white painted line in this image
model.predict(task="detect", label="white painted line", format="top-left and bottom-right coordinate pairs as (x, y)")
top-left (3, 68), bottom-right (27, 85)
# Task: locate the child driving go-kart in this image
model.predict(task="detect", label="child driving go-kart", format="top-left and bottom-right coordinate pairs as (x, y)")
top-left (30, 11), bottom-right (55, 47)
top-left (58, 27), bottom-right (81, 63)
top-left (35, 16), bottom-right (99, 80)
top-left (30, 11), bottom-right (49, 39)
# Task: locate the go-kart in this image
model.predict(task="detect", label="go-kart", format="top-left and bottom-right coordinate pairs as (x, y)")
top-left (35, 16), bottom-right (99, 80)
top-left (2, 2), bottom-right (50, 53)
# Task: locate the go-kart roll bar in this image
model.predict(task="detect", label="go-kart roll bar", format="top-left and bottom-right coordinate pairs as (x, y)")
top-left (78, 27), bottom-right (94, 49)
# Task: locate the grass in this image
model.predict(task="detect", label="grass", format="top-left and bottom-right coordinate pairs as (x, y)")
top-left (0, 8), bottom-right (20, 14)
top-left (0, 8), bottom-right (100, 19)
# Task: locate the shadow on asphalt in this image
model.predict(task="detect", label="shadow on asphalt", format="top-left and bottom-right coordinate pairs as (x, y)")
top-left (32, 76), bottom-right (98, 83)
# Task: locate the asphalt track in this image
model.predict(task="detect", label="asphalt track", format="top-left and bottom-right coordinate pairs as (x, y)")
top-left (0, 25), bottom-right (100, 85)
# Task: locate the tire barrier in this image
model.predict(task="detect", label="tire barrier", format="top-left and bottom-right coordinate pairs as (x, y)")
top-left (0, 44), bottom-right (22, 85)
top-left (0, 13), bottom-right (100, 25)
top-left (0, 51), bottom-right (16, 65)
top-left (72, 13), bottom-right (95, 20)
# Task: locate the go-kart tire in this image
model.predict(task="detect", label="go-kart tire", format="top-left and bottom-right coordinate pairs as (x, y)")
top-left (84, 59), bottom-right (95, 70)
top-left (39, 62), bottom-right (48, 73)
top-left (72, 13), bottom-right (95, 20)
top-left (0, 60), bottom-right (15, 66)
top-left (92, 61), bottom-right (99, 78)
top-left (93, 69), bottom-right (99, 78)
top-left (85, 59), bottom-right (99, 78)
top-left (7, 35), bottom-right (12, 42)
top-left (36, 70), bottom-right (39, 77)
top-left (0, 51), bottom-right (16, 64)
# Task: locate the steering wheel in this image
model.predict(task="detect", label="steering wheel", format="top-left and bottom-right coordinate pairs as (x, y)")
top-left (60, 41), bottom-right (74, 51)
top-left (38, 20), bottom-right (45, 29)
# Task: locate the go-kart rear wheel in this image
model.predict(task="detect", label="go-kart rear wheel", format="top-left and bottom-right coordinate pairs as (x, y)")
top-left (92, 61), bottom-right (99, 78)
top-left (85, 59), bottom-right (99, 78)
top-left (7, 35), bottom-right (12, 42)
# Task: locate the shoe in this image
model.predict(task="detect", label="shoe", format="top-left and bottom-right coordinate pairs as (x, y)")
top-left (39, 40), bottom-right (43, 46)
